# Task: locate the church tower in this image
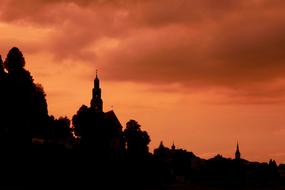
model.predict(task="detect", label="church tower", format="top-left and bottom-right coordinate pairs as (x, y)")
top-left (91, 71), bottom-right (103, 112)
top-left (235, 142), bottom-right (241, 160)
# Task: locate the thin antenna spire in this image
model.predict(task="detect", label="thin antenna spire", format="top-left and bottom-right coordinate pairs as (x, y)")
top-left (237, 141), bottom-right (239, 151)
top-left (235, 140), bottom-right (241, 159)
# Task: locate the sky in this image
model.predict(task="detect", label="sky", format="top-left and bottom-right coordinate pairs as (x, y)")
top-left (0, 0), bottom-right (285, 163)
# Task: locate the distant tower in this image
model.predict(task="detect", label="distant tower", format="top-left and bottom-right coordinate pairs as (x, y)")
top-left (91, 70), bottom-right (103, 112)
top-left (159, 141), bottom-right (164, 149)
top-left (235, 142), bottom-right (241, 160)
top-left (171, 142), bottom-right (176, 150)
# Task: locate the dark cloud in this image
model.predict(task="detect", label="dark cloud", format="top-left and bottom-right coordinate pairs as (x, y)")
top-left (99, 1), bottom-right (285, 96)
top-left (1, 0), bottom-right (285, 99)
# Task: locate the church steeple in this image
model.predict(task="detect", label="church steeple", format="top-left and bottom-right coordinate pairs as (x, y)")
top-left (94, 70), bottom-right (100, 89)
top-left (235, 142), bottom-right (241, 160)
top-left (91, 70), bottom-right (103, 112)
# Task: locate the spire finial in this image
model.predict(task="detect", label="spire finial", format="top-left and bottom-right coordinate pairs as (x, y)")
top-left (96, 69), bottom-right (98, 77)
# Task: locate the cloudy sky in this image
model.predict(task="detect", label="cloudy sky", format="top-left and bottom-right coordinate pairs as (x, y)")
top-left (1, 0), bottom-right (285, 163)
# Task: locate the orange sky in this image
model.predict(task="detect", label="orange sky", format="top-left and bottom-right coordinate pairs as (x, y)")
top-left (1, 0), bottom-right (285, 163)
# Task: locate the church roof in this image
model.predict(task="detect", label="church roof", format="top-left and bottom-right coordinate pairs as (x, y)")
top-left (104, 110), bottom-right (122, 130)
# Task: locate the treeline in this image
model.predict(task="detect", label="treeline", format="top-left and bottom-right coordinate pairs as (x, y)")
top-left (0, 47), bottom-right (153, 189)
top-left (0, 48), bottom-right (73, 148)
top-left (0, 47), bottom-right (283, 189)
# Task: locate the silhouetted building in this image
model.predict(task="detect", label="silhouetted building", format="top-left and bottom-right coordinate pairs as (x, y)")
top-left (154, 141), bottom-right (171, 159)
top-left (73, 71), bottom-right (123, 155)
top-left (154, 142), bottom-right (203, 183)
top-left (235, 142), bottom-right (241, 160)
top-left (104, 110), bottom-right (123, 152)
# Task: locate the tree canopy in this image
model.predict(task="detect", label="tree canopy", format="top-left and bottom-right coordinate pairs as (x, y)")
top-left (4, 47), bottom-right (25, 73)
top-left (0, 47), bottom-right (72, 145)
top-left (123, 119), bottom-right (150, 157)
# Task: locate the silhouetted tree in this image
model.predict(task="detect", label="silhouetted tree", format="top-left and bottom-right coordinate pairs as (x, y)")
top-left (268, 159), bottom-right (279, 181)
top-left (0, 47), bottom-right (50, 146)
top-left (35, 84), bottom-right (48, 114)
top-left (123, 119), bottom-right (150, 157)
top-left (72, 105), bottom-right (90, 139)
top-left (1, 48), bottom-right (32, 146)
top-left (72, 105), bottom-right (107, 148)
top-left (4, 47), bottom-right (25, 73)
top-left (0, 55), bottom-right (9, 146)
top-left (51, 116), bottom-right (72, 142)
top-left (269, 159), bottom-right (277, 169)
top-left (0, 55), bottom-right (4, 75)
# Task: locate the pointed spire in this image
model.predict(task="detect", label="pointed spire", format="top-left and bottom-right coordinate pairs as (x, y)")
top-left (159, 141), bottom-right (164, 149)
top-left (95, 69), bottom-right (99, 81)
top-left (235, 141), bottom-right (241, 160)
top-left (171, 141), bottom-right (176, 150)
top-left (94, 69), bottom-right (100, 88)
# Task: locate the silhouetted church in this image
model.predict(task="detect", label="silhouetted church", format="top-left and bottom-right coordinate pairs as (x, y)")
top-left (90, 72), bottom-right (122, 135)
top-left (73, 72), bottom-right (123, 155)
top-left (91, 72), bottom-right (123, 151)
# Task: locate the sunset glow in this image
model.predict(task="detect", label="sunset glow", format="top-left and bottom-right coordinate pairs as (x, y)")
top-left (1, 0), bottom-right (285, 163)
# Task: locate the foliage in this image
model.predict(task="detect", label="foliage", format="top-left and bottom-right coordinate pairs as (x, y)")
top-left (123, 119), bottom-right (150, 157)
